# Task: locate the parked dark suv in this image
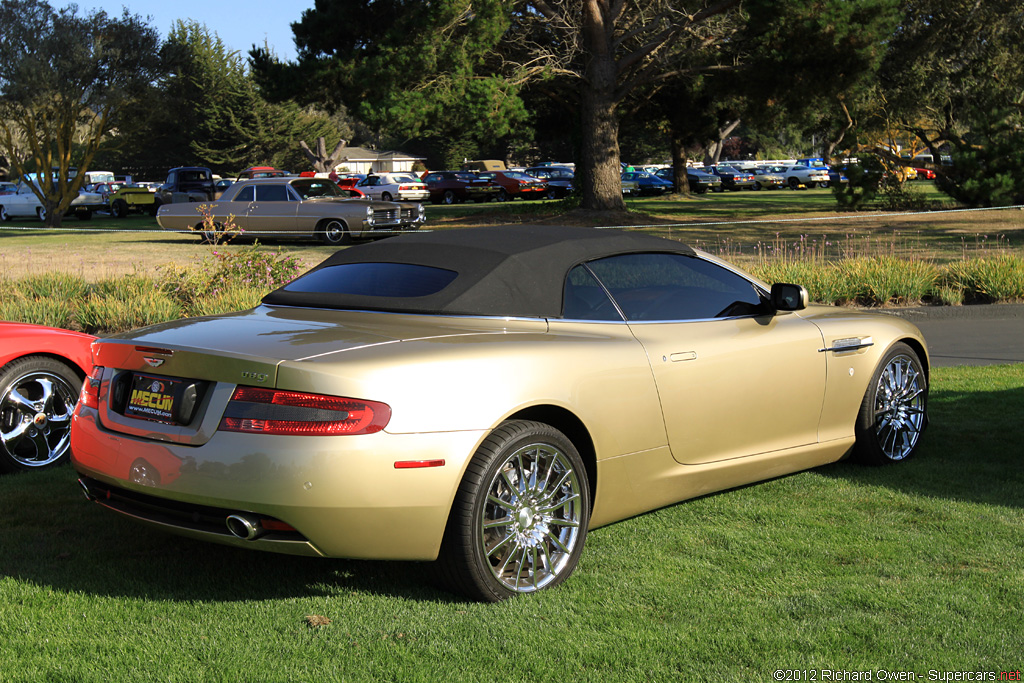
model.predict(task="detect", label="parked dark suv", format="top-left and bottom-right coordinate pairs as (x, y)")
top-left (156, 167), bottom-right (216, 205)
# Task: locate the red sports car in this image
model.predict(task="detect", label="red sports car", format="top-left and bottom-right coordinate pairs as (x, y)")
top-left (0, 322), bottom-right (95, 472)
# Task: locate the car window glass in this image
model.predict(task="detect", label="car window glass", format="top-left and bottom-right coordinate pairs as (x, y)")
top-left (292, 179), bottom-right (342, 198)
top-left (233, 185), bottom-right (255, 202)
top-left (282, 263), bottom-right (458, 298)
top-left (455, 173), bottom-right (476, 181)
top-left (562, 266), bottom-right (622, 321)
top-left (586, 253), bottom-right (768, 322)
top-left (255, 184), bottom-right (290, 201)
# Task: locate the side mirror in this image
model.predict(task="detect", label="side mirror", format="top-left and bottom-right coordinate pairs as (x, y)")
top-left (771, 283), bottom-right (809, 311)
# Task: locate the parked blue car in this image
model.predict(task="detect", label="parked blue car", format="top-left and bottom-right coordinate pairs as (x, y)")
top-left (621, 171), bottom-right (674, 196)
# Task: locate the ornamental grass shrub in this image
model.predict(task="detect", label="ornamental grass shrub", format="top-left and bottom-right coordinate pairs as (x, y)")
top-left (1, 246), bottom-right (1022, 334)
top-left (943, 254), bottom-right (1024, 303)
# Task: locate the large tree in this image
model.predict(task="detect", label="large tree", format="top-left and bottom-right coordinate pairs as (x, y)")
top-left (0, 0), bottom-right (162, 225)
top-left (101, 21), bottom-right (349, 178)
top-left (252, 0), bottom-right (527, 170)
top-left (874, 0), bottom-right (1024, 205)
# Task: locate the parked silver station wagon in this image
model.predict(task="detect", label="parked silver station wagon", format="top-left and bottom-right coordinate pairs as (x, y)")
top-left (156, 177), bottom-right (426, 244)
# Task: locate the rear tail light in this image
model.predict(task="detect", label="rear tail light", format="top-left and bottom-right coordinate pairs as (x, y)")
top-left (80, 366), bottom-right (104, 409)
top-left (219, 387), bottom-right (391, 436)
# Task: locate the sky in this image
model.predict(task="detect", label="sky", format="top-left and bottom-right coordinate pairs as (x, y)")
top-left (76, 1), bottom-right (316, 62)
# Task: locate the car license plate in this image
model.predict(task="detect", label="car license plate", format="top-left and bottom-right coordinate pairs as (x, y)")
top-left (125, 373), bottom-right (185, 424)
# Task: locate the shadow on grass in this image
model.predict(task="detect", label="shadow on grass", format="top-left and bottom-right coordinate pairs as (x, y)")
top-left (816, 369), bottom-right (1024, 509)
top-left (2, 368), bottom-right (1018, 604)
top-left (0, 467), bottom-right (463, 604)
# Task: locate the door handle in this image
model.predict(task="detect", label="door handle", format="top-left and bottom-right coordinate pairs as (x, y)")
top-left (669, 351), bottom-right (697, 362)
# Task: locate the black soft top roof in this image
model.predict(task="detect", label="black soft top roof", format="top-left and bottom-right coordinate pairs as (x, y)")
top-left (262, 224), bottom-right (695, 317)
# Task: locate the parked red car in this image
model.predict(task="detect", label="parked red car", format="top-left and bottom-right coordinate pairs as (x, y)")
top-left (422, 170), bottom-right (501, 204)
top-left (336, 177), bottom-right (367, 198)
top-left (1, 322), bottom-right (95, 472)
top-left (914, 167), bottom-right (937, 180)
top-left (476, 170), bottom-right (548, 201)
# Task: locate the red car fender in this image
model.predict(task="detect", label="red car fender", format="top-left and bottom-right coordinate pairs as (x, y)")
top-left (0, 322), bottom-right (96, 377)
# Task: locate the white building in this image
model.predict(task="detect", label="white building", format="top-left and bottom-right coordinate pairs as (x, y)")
top-left (332, 147), bottom-right (426, 174)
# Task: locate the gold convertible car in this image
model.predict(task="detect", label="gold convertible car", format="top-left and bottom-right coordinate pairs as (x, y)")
top-left (155, 177), bottom-right (426, 243)
top-left (71, 226), bottom-right (928, 601)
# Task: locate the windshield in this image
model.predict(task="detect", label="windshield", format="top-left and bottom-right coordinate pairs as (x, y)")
top-left (290, 179), bottom-right (345, 198)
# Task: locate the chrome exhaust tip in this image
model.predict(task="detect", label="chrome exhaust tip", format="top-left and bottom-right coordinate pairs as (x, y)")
top-left (225, 514), bottom-right (264, 541)
top-left (78, 478), bottom-right (96, 501)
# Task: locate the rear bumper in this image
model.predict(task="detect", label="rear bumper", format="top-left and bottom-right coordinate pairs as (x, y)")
top-left (71, 406), bottom-right (484, 561)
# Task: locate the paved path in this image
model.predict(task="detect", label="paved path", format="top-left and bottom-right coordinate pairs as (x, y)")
top-left (882, 303), bottom-right (1024, 367)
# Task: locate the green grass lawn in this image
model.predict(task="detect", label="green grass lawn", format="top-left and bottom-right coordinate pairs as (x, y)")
top-left (1, 364), bottom-right (1021, 682)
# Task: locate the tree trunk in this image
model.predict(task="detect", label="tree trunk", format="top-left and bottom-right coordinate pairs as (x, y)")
top-left (822, 100), bottom-right (853, 162)
top-left (579, 1), bottom-right (626, 212)
top-left (704, 119), bottom-right (740, 166)
top-left (670, 135), bottom-right (691, 197)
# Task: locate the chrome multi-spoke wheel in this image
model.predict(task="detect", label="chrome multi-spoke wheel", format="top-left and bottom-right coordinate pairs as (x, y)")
top-left (0, 357), bottom-right (82, 472)
top-left (855, 343), bottom-right (927, 464)
top-left (480, 440), bottom-right (585, 593)
top-left (438, 420), bottom-right (590, 601)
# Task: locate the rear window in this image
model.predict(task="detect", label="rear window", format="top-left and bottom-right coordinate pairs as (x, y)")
top-left (281, 263), bottom-right (458, 298)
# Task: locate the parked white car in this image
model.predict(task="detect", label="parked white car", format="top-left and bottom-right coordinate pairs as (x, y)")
top-left (357, 173), bottom-right (430, 202)
top-left (0, 182), bottom-right (105, 221)
top-left (774, 165), bottom-right (832, 189)
top-left (0, 183), bottom-right (44, 221)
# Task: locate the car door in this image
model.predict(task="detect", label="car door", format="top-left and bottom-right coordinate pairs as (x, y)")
top-left (8, 184), bottom-right (43, 217)
top-left (586, 252), bottom-right (827, 465)
top-left (218, 183), bottom-right (254, 231)
top-left (245, 183), bottom-right (299, 237)
top-left (358, 176), bottom-right (381, 200)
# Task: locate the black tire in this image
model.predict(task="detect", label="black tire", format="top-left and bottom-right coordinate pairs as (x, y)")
top-left (788, 177), bottom-right (801, 190)
top-left (36, 207), bottom-right (46, 221)
top-left (198, 223), bottom-right (221, 244)
top-left (111, 199), bottom-right (129, 218)
top-left (752, 181), bottom-right (762, 191)
top-left (854, 343), bottom-right (927, 465)
top-left (819, 181), bottom-right (830, 189)
top-left (435, 420), bottom-right (590, 601)
top-left (319, 218), bottom-right (350, 245)
top-left (0, 205), bottom-right (8, 221)
top-left (381, 192), bottom-right (393, 202)
top-left (0, 356), bottom-right (83, 473)
top-left (496, 190), bottom-right (512, 202)
top-left (443, 190), bottom-right (458, 205)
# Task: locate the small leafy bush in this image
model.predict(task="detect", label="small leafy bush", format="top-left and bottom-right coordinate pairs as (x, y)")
top-left (832, 157), bottom-right (884, 211)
